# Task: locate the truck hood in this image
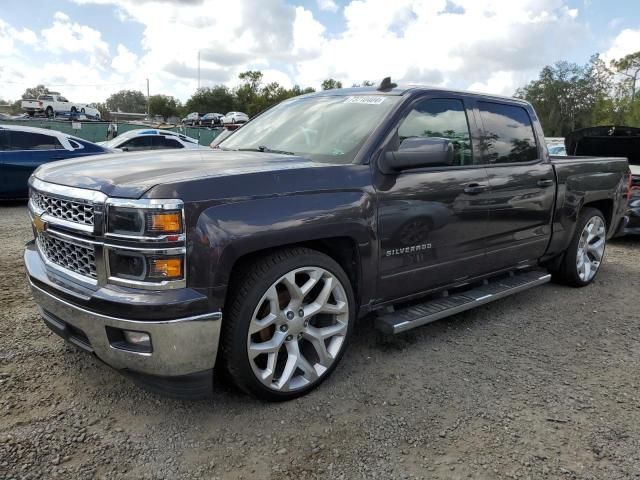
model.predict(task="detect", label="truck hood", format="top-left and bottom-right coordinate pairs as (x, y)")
top-left (34, 149), bottom-right (325, 198)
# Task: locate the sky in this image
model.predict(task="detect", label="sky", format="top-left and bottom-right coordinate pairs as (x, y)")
top-left (0, 0), bottom-right (639, 104)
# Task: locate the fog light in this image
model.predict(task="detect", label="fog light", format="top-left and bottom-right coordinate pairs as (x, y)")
top-left (123, 330), bottom-right (151, 348)
top-left (149, 257), bottom-right (183, 279)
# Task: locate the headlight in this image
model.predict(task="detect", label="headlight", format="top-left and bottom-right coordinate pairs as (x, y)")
top-left (104, 198), bottom-right (186, 289)
top-left (108, 250), bottom-right (184, 283)
top-left (106, 199), bottom-right (184, 238)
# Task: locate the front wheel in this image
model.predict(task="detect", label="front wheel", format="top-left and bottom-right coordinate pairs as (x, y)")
top-left (553, 207), bottom-right (606, 287)
top-left (222, 248), bottom-right (355, 401)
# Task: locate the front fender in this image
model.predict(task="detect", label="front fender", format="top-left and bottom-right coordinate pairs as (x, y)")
top-left (188, 191), bottom-right (376, 305)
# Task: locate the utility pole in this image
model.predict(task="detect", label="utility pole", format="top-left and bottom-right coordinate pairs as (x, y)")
top-left (146, 78), bottom-right (150, 118)
top-left (197, 50), bottom-right (201, 90)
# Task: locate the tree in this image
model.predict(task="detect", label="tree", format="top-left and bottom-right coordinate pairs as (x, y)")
top-left (321, 79), bottom-right (343, 90)
top-left (105, 89), bottom-right (147, 113)
top-left (235, 71), bottom-right (266, 116)
top-left (185, 86), bottom-right (234, 115)
top-left (352, 80), bottom-right (375, 87)
top-left (515, 55), bottom-right (612, 136)
top-left (148, 94), bottom-right (179, 121)
top-left (21, 84), bottom-right (51, 99)
top-left (610, 51), bottom-right (640, 103)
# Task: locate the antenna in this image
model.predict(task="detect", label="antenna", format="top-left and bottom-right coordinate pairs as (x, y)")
top-left (377, 77), bottom-right (397, 91)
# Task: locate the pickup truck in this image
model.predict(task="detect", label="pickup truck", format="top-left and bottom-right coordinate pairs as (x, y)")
top-left (21, 93), bottom-right (100, 119)
top-left (565, 125), bottom-right (639, 234)
top-left (24, 83), bottom-right (632, 401)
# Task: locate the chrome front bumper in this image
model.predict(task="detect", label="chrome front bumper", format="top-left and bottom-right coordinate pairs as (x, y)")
top-left (29, 280), bottom-right (222, 378)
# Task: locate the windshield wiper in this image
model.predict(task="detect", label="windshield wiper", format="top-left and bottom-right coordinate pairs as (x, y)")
top-left (237, 146), bottom-right (296, 155)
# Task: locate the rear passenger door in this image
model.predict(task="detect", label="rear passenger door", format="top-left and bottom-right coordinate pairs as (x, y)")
top-left (0, 131), bottom-right (8, 197)
top-left (152, 136), bottom-right (184, 150)
top-left (120, 136), bottom-right (152, 151)
top-left (3, 131), bottom-right (67, 198)
top-left (475, 100), bottom-right (555, 270)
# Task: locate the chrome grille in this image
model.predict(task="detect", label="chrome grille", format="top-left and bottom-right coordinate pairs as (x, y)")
top-left (37, 234), bottom-right (97, 279)
top-left (31, 191), bottom-right (94, 227)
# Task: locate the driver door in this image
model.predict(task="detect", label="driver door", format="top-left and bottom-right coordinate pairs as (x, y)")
top-left (375, 95), bottom-right (491, 301)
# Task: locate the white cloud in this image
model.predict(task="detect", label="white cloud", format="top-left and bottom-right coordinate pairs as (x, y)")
top-left (603, 28), bottom-right (640, 63)
top-left (41, 11), bottom-right (110, 68)
top-left (0, 19), bottom-right (38, 56)
top-left (317, 0), bottom-right (339, 12)
top-left (111, 43), bottom-right (138, 73)
top-left (2, 0), bottom-right (625, 104)
top-left (294, 0), bottom-right (587, 94)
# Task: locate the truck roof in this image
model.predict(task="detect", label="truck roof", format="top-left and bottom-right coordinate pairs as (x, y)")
top-left (308, 84), bottom-right (531, 106)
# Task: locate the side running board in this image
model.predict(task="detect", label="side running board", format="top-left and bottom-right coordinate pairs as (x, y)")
top-left (375, 270), bottom-right (551, 334)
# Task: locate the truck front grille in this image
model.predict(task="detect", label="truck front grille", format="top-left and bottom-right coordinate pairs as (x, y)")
top-left (36, 234), bottom-right (97, 279)
top-left (31, 191), bottom-right (94, 227)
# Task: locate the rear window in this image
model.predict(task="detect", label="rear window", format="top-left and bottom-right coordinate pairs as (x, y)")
top-left (8, 131), bottom-right (63, 150)
top-left (478, 102), bottom-right (538, 164)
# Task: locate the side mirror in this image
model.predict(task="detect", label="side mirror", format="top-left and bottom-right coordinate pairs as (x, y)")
top-left (122, 147), bottom-right (129, 152)
top-left (380, 137), bottom-right (454, 174)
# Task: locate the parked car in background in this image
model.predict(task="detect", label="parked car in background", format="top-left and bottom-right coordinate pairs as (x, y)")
top-left (97, 129), bottom-right (205, 152)
top-left (0, 125), bottom-right (110, 198)
top-left (548, 144), bottom-right (566, 155)
top-left (565, 125), bottom-right (639, 235)
top-left (182, 112), bottom-right (202, 126)
top-left (209, 127), bottom-right (236, 148)
top-left (200, 113), bottom-right (224, 126)
top-left (21, 93), bottom-right (100, 119)
top-left (221, 111), bottom-right (249, 124)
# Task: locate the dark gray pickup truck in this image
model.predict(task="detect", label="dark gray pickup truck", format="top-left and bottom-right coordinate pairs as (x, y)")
top-left (24, 84), bottom-right (632, 400)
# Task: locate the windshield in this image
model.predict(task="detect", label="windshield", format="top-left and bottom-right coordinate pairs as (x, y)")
top-left (220, 95), bottom-right (399, 164)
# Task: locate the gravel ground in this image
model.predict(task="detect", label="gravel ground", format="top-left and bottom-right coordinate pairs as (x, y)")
top-left (1, 202), bottom-right (640, 480)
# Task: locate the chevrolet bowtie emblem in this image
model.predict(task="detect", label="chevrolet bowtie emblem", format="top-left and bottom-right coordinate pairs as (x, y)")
top-left (32, 213), bottom-right (46, 234)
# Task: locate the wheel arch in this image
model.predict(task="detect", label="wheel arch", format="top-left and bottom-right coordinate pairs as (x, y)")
top-left (581, 199), bottom-right (613, 229)
top-left (226, 237), bottom-right (363, 311)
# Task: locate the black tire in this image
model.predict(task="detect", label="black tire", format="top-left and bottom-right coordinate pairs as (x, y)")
top-left (45, 107), bottom-right (53, 118)
top-left (552, 207), bottom-right (606, 287)
top-left (222, 247), bottom-right (355, 401)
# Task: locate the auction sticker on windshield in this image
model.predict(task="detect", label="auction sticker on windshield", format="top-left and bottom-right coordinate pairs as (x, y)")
top-left (343, 96), bottom-right (386, 105)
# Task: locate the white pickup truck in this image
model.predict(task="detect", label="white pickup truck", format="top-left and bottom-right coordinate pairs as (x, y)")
top-left (21, 93), bottom-right (101, 119)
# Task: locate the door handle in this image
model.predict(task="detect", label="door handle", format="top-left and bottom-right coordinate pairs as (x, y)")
top-left (463, 183), bottom-right (488, 195)
top-left (537, 179), bottom-right (554, 188)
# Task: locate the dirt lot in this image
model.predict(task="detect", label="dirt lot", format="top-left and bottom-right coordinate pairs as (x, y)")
top-left (1, 202), bottom-right (640, 480)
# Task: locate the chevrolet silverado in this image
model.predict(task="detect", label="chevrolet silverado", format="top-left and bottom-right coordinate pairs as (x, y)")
top-left (24, 82), bottom-right (632, 400)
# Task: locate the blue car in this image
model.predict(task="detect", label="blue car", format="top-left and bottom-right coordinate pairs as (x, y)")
top-left (0, 125), bottom-right (110, 199)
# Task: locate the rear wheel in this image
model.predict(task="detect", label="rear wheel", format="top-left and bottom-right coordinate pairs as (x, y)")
top-left (45, 106), bottom-right (53, 118)
top-left (222, 248), bottom-right (355, 401)
top-left (553, 207), bottom-right (606, 287)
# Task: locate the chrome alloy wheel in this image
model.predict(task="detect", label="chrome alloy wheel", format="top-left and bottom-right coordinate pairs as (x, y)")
top-left (576, 216), bottom-right (606, 282)
top-left (246, 266), bottom-right (349, 392)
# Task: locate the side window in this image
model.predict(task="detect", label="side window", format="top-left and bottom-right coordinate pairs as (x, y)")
top-left (121, 136), bottom-right (152, 151)
top-left (397, 98), bottom-right (474, 166)
top-left (477, 102), bottom-right (538, 163)
top-left (154, 136), bottom-right (183, 149)
top-left (8, 131), bottom-right (63, 150)
top-left (0, 131), bottom-right (8, 151)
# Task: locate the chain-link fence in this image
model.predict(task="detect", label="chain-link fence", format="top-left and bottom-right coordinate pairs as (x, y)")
top-left (1, 119), bottom-right (222, 146)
